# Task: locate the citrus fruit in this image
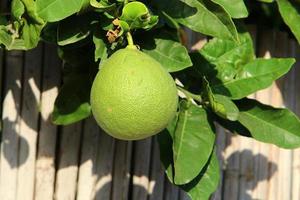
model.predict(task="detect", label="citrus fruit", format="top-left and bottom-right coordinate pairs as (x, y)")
top-left (90, 47), bottom-right (178, 140)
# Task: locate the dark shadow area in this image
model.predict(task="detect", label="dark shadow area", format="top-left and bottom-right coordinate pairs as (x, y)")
top-left (245, 0), bottom-right (300, 40)
top-left (1, 118), bottom-right (29, 168)
top-left (135, 28), bottom-right (181, 51)
top-left (148, 0), bottom-right (197, 19)
top-left (0, 43), bottom-right (61, 168)
top-left (220, 150), bottom-right (277, 200)
top-left (95, 179), bottom-right (154, 200)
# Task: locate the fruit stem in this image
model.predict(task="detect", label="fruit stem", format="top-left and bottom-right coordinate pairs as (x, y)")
top-left (126, 32), bottom-right (137, 49)
top-left (177, 86), bottom-right (202, 103)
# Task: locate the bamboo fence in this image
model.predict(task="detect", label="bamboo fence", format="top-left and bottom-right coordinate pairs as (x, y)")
top-left (0, 2), bottom-right (299, 198)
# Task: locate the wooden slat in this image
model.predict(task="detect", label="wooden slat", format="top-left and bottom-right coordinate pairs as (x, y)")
top-left (35, 44), bottom-right (61, 200)
top-left (16, 44), bottom-right (43, 200)
top-left (131, 138), bottom-right (152, 200)
top-left (179, 189), bottom-right (190, 200)
top-left (148, 139), bottom-right (165, 200)
top-left (111, 140), bottom-right (132, 200)
top-left (237, 110), bottom-right (256, 197)
top-left (292, 147), bottom-right (300, 200)
top-left (275, 33), bottom-right (294, 200)
top-left (76, 118), bottom-right (100, 200)
top-left (263, 31), bottom-right (292, 200)
top-left (293, 137), bottom-right (300, 197)
top-left (0, 0), bottom-right (9, 12)
top-left (236, 25), bottom-right (257, 200)
top-left (266, 145), bottom-right (279, 200)
top-left (184, 29), bottom-right (206, 51)
top-left (77, 118), bottom-right (114, 200)
top-left (0, 48), bottom-right (3, 112)
top-left (54, 122), bottom-right (83, 200)
top-left (292, 39), bottom-right (300, 200)
top-left (266, 78), bottom-right (282, 200)
top-left (0, 45), bottom-right (4, 180)
top-left (222, 134), bottom-right (240, 200)
top-left (263, 31), bottom-right (285, 200)
top-left (247, 25), bottom-right (258, 50)
top-left (163, 178), bottom-right (179, 200)
top-left (93, 130), bottom-right (115, 200)
top-left (253, 87), bottom-right (271, 200)
top-left (212, 126), bottom-right (227, 200)
top-left (0, 50), bottom-right (23, 200)
top-left (277, 149), bottom-right (292, 200)
top-left (251, 29), bottom-right (274, 200)
top-left (267, 78), bottom-right (283, 200)
top-left (237, 137), bottom-right (256, 200)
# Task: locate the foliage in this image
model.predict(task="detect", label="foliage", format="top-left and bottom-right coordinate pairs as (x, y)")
top-left (1, 0), bottom-right (300, 199)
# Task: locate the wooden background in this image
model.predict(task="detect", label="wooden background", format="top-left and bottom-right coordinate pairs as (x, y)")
top-left (0, 2), bottom-right (300, 199)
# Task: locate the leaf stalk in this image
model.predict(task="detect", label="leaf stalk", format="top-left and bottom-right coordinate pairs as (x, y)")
top-left (126, 32), bottom-right (137, 49)
top-left (177, 86), bottom-right (202, 103)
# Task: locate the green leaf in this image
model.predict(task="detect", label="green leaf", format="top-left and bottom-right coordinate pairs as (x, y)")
top-left (120, 1), bottom-right (158, 30)
top-left (90, 0), bottom-right (115, 11)
top-left (36, 0), bottom-right (86, 22)
top-left (0, 0), bottom-right (45, 50)
top-left (182, 150), bottom-right (220, 200)
top-left (21, 18), bottom-right (44, 49)
top-left (258, 0), bottom-right (274, 2)
top-left (20, 0), bottom-right (41, 19)
top-left (215, 115), bottom-right (251, 137)
top-left (52, 73), bottom-right (92, 125)
top-left (277, 0), bottom-right (300, 44)
top-left (122, 1), bottom-right (148, 18)
top-left (0, 27), bottom-right (26, 50)
top-left (157, 115), bottom-right (179, 182)
top-left (93, 31), bottom-right (108, 62)
top-left (212, 58), bottom-right (295, 99)
top-left (137, 30), bottom-right (192, 72)
top-left (151, 0), bottom-right (238, 41)
top-left (212, 0), bottom-right (248, 18)
top-left (158, 109), bottom-right (220, 199)
top-left (78, 0), bottom-right (91, 13)
top-left (57, 14), bottom-right (92, 46)
top-left (159, 11), bottom-right (180, 29)
top-left (173, 101), bottom-right (215, 184)
top-left (203, 78), bottom-right (239, 121)
top-left (211, 94), bottom-right (239, 121)
top-left (236, 98), bottom-right (300, 148)
top-left (11, 0), bottom-right (25, 19)
top-left (40, 22), bottom-right (58, 43)
top-left (57, 42), bottom-right (95, 67)
top-left (0, 16), bottom-right (7, 25)
top-left (192, 30), bottom-right (254, 83)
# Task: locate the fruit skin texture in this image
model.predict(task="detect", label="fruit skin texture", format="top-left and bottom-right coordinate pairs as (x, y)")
top-left (91, 47), bottom-right (178, 140)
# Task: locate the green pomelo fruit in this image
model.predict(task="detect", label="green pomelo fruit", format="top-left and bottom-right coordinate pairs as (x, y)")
top-left (90, 47), bottom-right (178, 140)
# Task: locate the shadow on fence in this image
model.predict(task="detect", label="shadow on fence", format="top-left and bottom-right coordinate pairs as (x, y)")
top-left (222, 149), bottom-right (277, 200)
